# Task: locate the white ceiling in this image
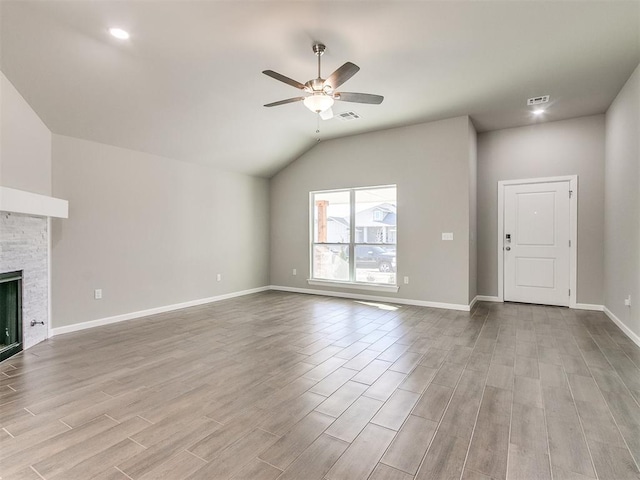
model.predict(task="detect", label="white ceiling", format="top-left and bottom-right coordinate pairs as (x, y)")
top-left (1, 1), bottom-right (638, 177)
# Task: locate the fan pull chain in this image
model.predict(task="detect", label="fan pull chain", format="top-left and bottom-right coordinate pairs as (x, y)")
top-left (316, 114), bottom-right (321, 138)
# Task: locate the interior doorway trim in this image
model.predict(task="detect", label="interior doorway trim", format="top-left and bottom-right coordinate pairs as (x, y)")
top-left (497, 175), bottom-right (578, 308)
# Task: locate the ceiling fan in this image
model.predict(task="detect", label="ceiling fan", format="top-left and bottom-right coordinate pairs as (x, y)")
top-left (263, 43), bottom-right (383, 120)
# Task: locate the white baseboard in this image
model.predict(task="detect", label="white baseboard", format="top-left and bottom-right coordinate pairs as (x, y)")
top-left (469, 296), bottom-right (478, 310)
top-left (603, 306), bottom-right (640, 348)
top-left (50, 286), bottom-right (270, 336)
top-left (269, 285), bottom-right (472, 312)
top-left (473, 297), bottom-right (604, 312)
top-left (48, 285), bottom-right (640, 350)
top-left (574, 303), bottom-right (604, 312)
top-left (476, 295), bottom-right (502, 303)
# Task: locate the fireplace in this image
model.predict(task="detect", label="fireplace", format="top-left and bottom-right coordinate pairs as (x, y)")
top-left (0, 188), bottom-right (68, 356)
top-left (0, 271), bottom-right (22, 361)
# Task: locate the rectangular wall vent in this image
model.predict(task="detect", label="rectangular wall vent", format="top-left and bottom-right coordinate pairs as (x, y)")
top-left (337, 111), bottom-right (361, 121)
top-left (527, 95), bottom-right (550, 106)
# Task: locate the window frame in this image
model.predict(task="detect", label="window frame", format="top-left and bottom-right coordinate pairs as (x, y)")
top-left (309, 185), bottom-right (398, 291)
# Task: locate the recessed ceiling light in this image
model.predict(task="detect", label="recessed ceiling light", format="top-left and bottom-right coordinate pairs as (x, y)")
top-left (109, 28), bottom-right (130, 40)
top-left (533, 109), bottom-right (545, 115)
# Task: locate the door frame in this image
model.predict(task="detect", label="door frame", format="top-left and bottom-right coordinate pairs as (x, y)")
top-left (497, 175), bottom-right (578, 308)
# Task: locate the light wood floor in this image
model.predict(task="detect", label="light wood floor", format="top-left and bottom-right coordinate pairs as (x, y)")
top-left (1, 292), bottom-right (640, 480)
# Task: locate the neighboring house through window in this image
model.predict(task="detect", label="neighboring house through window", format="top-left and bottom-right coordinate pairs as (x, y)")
top-left (311, 185), bottom-right (397, 286)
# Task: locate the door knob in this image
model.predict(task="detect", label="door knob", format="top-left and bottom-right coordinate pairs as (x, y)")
top-left (505, 246), bottom-right (511, 251)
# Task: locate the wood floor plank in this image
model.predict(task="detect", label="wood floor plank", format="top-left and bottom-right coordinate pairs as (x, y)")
top-left (486, 363), bottom-right (514, 391)
top-left (575, 399), bottom-right (628, 448)
top-left (381, 414), bottom-right (438, 474)
top-left (465, 386), bottom-right (511, 479)
top-left (0, 415), bottom-right (119, 475)
top-left (0, 418), bottom-right (71, 460)
top-left (507, 444), bottom-right (552, 480)
top-left (258, 410), bottom-right (334, 470)
top-left (432, 361), bottom-right (465, 388)
top-left (302, 357), bottom-right (348, 382)
top-left (437, 368), bottom-right (486, 440)
top-left (308, 367), bottom-right (356, 397)
top-left (342, 349), bottom-right (379, 371)
top-left (137, 450), bottom-right (206, 480)
top-left (552, 464), bottom-right (598, 480)
top-left (363, 370), bottom-right (408, 402)
top-left (184, 428), bottom-right (278, 480)
top-left (118, 416), bottom-right (221, 478)
top-left (1, 294), bottom-right (639, 480)
top-left (370, 463), bottom-right (415, 480)
top-left (445, 345), bottom-right (474, 366)
top-left (31, 416), bottom-right (150, 479)
top-left (187, 409), bottom-right (266, 461)
top-left (314, 380), bottom-right (368, 418)
top-left (48, 438), bottom-right (145, 480)
top-left (371, 389), bottom-right (420, 430)
top-left (419, 348), bottom-right (449, 368)
top-left (351, 359), bottom-right (392, 385)
top-left (398, 365), bottom-right (437, 393)
top-left (510, 402), bottom-right (548, 457)
top-left (515, 355), bottom-right (540, 379)
top-left (414, 430), bottom-right (470, 480)
top-left (513, 375), bottom-right (543, 408)
top-left (325, 423), bottom-right (396, 480)
top-left (546, 418), bottom-right (596, 478)
top-left (324, 395), bottom-right (383, 443)
top-left (276, 433), bottom-right (349, 480)
top-left (3, 466), bottom-right (44, 480)
top-left (461, 468), bottom-right (494, 480)
top-left (588, 439), bottom-right (640, 479)
top-left (389, 351), bottom-right (424, 374)
top-left (259, 391), bottom-right (326, 435)
top-left (412, 382), bottom-right (454, 422)
top-left (229, 457), bottom-right (283, 480)
top-left (256, 376), bottom-right (317, 410)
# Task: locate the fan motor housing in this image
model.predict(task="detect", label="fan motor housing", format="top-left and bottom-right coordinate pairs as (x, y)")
top-left (306, 78), bottom-right (325, 91)
top-left (312, 43), bottom-right (326, 56)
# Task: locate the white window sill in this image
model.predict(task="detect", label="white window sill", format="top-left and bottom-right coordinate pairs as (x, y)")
top-left (307, 279), bottom-right (399, 293)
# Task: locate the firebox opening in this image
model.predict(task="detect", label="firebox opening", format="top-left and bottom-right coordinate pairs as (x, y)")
top-left (0, 271), bottom-right (23, 362)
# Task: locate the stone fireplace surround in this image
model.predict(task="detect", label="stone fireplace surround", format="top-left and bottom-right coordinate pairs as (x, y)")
top-left (0, 187), bottom-right (68, 352)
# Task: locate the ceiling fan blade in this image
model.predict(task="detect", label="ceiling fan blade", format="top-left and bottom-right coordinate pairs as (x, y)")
top-left (324, 62), bottom-right (360, 90)
top-left (320, 108), bottom-right (334, 120)
top-left (264, 97), bottom-right (305, 107)
top-left (335, 92), bottom-right (384, 104)
top-left (262, 70), bottom-right (306, 90)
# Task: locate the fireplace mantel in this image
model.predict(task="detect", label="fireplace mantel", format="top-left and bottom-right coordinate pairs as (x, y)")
top-left (0, 186), bottom-right (68, 218)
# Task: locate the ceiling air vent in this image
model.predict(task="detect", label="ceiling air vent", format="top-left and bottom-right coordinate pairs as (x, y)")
top-left (527, 95), bottom-right (550, 106)
top-left (337, 111), bottom-right (361, 122)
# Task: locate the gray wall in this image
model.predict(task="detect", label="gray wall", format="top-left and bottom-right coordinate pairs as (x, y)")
top-left (0, 71), bottom-right (51, 195)
top-left (477, 115), bottom-right (605, 305)
top-left (605, 63), bottom-right (639, 338)
top-left (270, 116), bottom-right (475, 307)
top-left (51, 135), bottom-right (270, 328)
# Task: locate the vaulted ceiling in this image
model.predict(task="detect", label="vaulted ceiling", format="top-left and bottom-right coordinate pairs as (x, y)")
top-left (1, 1), bottom-right (638, 177)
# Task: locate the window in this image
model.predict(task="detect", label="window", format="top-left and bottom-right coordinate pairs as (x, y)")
top-left (311, 185), bottom-right (397, 286)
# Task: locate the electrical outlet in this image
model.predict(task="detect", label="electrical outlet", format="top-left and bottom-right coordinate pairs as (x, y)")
top-left (442, 232), bottom-right (454, 241)
top-left (94, 289), bottom-right (102, 300)
top-left (625, 295), bottom-right (632, 307)
top-left (292, 268), bottom-right (297, 276)
top-left (216, 273), bottom-right (222, 282)
top-left (404, 276), bottom-right (409, 284)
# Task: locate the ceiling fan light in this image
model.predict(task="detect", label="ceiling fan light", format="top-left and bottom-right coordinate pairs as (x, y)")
top-left (109, 27), bottom-right (130, 39)
top-left (303, 94), bottom-right (334, 113)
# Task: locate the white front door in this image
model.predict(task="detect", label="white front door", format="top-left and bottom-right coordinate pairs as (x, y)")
top-left (504, 181), bottom-right (571, 306)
